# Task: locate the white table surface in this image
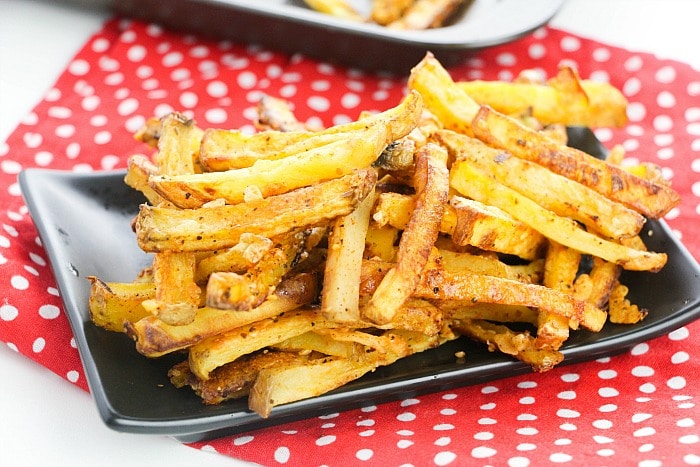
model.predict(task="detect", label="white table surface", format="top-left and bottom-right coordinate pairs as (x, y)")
top-left (1, 1), bottom-right (699, 466)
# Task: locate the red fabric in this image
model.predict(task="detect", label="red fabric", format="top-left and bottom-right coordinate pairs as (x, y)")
top-left (1, 18), bottom-right (699, 466)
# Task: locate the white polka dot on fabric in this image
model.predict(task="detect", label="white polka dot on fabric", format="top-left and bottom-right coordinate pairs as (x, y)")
top-left (657, 91), bottom-right (677, 108)
top-left (23, 132), bottom-right (43, 149)
top-left (38, 304), bottom-right (60, 319)
top-left (68, 59), bottom-right (90, 76)
top-left (624, 56), bottom-right (644, 73)
top-left (639, 383), bottom-right (657, 394)
top-left (549, 452), bottom-right (573, 463)
top-left (669, 327), bottom-right (690, 340)
top-left (66, 370), bottom-right (80, 383)
top-left (127, 44), bottom-right (147, 62)
top-left (593, 419), bottom-right (613, 429)
top-left (598, 369), bottom-right (617, 379)
top-left (308, 95), bottom-right (330, 113)
top-left (315, 435), bottom-right (335, 446)
top-left (667, 376), bottom-right (687, 390)
top-left (0, 304), bottom-right (19, 321)
top-left (672, 351), bottom-right (690, 364)
top-left (634, 427), bottom-right (656, 437)
top-left (653, 115), bottom-right (674, 132)
top-left (204, 108), bottom-right (228, 124)
top-left (434, 451), bottom-right (457, 466)
top-left (233, 435), bottom-right (254, 446)
top-left (631, 342), bottom-right (650, 355)
top-left (11, 275), bottom-right (29, 290)
top-left (474, 432), bottom-right (494, 441)
top-left (356, 419), bottom-right (374, 427)
top-left (355, 448), bottom-right (373, 461)
top-left (516, 427), bottom-right (538, 436)
top-left (472, 446), bottom-right (497, 458)
top-left (34, 151), bottom-right (54, 166)
top-left (91, 37), bottom-right (110, 53)
top-left (599, 387), bottom-right (619, 397)
top-left (528, 43), bottom-right (546, 60)
top-left (397, 412), bottom-right (416, 422)
top-left (481, 402), bottom-right (496, 410)
top-left (558, 391), bottom-right (576, 400)
top-left (162, 51), bottom-right (184, 67)
top-left (496, 52), bottom-right (516, 67)
top-left (434, 436), bottom-right (451, 446)
top-left (482, 385), bottom-right (499, 394)
top-left (396, 439), bottom-right (413, 449)
top-left (633, 413), bottom-right (653, 423)
top-left (99, 56), bottom-right (120, 72)
top-left (273, 446), bottom-right (290, 463)
top-left (592, 47), bottom-right (611, 62)
top-left (82, 95), bottom-right (101, 112)
top-left (560, 35), bottom-right (581, 52)
top-left (93, 130), bottom-right (112, 145)
top-left (519, 397), bottom-right (535, 405)
top-left (55, 124), bottom-right (76, 139)
top-left (627, 102), bottom-right (647, 121)
top-left (32, 337), bottom-right (45, 353)
top-left (655, 65), bottom-right (677, 84)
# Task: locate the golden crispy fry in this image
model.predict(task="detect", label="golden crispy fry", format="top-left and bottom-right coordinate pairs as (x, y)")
top-left (443, 303), bottom-right (539, 325)
top-left (194, 233), bottom-right (274, 284)
top-left (387, 0), bottom-right (464, 29)
top-left (188, 308), bottom-right (336, 380)
top-left (249, 355), bottom-right (377, 417)
top-left (438, 248), bottom-right (544, 284)
top-left (363, 143), bottom-right (450, 324)
top-left (123, 154), bottom-right (163, 205)
top-left (371, 0), bottom-right (415, 25)
top-left (364, 224), bottom-right (399, 262)
top-left (449, 159), bottom-right (668, 272)
top-left (125, 272), bottom-right (320, 357)
top-left (303, 0), bottom-right (364, 21)
top-left (273, 331), bottom-right (362, 359)
top-left (248, 328), bottom-right (450, 417)
top-left (538, 241), bottom-right (580, 349)
top-left (573, 257), bottom-right (621, 309)
top-left (452, 319), bottom-right (564, 372)
top-left (87, 278), bottom-right (155, 333)
top-left (608, 282), bottom-right (648, 324)
top-left (471, 106), bottom-right (681, 219)
top-left (435, 129), bottom-right (646, 239)
top-left (136, 168), bottom-right (377, 253)
top-left (255, 95), bottom-right (310, 132)
top-left (458, 66), bottom-right (629, 128)
top-left (169, 351), bottom-right (310, 405)
top-left (416, 264), bottom-right (608, 332)
top-left (145, 113), bottom-right (204, 325)
top-left (449, 195), bottom-right (546, 260)
top-left (206, 229), bottom-right (308, 310)
top-left (158, 92), bottom-right (422, 207)
top-left (322, 187), bottom-right (376, 323)
top-left (407, 52), bottom-right (480, 135)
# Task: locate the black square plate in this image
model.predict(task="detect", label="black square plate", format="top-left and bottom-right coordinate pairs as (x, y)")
top-left (18, 128), bottom-right (700, 442)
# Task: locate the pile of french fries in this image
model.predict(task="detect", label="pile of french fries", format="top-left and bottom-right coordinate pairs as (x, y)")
top-left (303, 0), bottom-right (466, 30)
top-left (88, 53), bottom-right (680, 418)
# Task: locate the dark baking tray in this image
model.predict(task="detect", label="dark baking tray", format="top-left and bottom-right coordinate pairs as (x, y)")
top-left (105, 0), bottom-right (564, 73)
top-left (18, 127), bottom-right (700, 442)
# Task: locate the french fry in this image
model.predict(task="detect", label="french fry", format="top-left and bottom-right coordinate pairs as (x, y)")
top-left (144, 113), bottom-right (203, 325)
top-left (416, 263), bottom-right (608, 332)
top-left (205, 229), bottom-right (308, 310)
top-left (449, 195), bottom-right (546, 260)
top-left (322, 187), bottom-right (376, 323)
top-left (449, 159), bottom-right (668, 272)
top-left (435, 129), bottom-right (646, 239)
top-left (387, 0), bottom-right (464, 30)
top-left (248, 328), bottom-right (449, 417)
top-left (302, 0), bottom-right (364, 21)
top-left (169, 351), bottom-right (310, 405)
top-left (125, 272), bottom-right (320, 357)
top-left (188, 308), bottom-right (337, 380)
top-left (407, 52), bottom-right (480, 135)
top-left (452, 319), bottom-right (564, 372)
top-left (255, 95), bottom-right (310, 132)
top-left (156, 91), bottom-right (422, 208)
top-left (363, 143), bottom-right (450, 324)
top-left (135, 168), bottom-right (377, 253)
top-left (471, 105), bottom-right (681, 219)
top-left (87, 278), bottom-right (155, 333)
top-left (371, 0), bottom-right (415, 25)
top-left (457, 66), bottom-right (629, 128)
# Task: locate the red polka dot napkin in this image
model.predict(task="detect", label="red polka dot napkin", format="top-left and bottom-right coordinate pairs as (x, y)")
top-left (1, 17), bottom-right (699, 466)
